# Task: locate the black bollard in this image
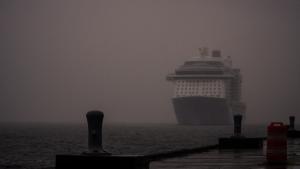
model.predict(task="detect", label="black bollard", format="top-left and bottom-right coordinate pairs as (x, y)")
top-left (86, 110), bottom-right (109, 155)
top-left (287, 116), bottom-right (300, 138)
top-left (289, 116), bottom-right (295, 131)
top-left (233, 114), bottom-right (242, 137)
top-left (219, 114), bottom-right (263, 149)
top-left (56, 110), bottom-right (150, 169)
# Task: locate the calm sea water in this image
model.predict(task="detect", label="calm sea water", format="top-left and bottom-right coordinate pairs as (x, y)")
top-left (0, 123), bottom-right (267, 169)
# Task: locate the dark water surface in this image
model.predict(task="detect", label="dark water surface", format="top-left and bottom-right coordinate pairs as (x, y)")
top-left (0, 123), bottom-right (266, 169)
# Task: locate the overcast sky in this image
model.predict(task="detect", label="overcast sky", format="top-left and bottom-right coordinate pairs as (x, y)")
top-left (0, 0), bottom-right (299, 124)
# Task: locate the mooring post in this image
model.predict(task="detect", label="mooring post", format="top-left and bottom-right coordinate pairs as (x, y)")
top-left (233, 114), bottom-right (242, 137)
top-left (289, 116), bottom-right (295, 131)
top-left (86, 110), bottom-right (109, 155)
top-left (219, 114), bottom-right (263, 149)
top-left (56, 110), bottom-right (150, 169)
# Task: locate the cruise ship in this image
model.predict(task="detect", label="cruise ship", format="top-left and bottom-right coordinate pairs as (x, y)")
top-left (167, 48), bottom-right (246, 125)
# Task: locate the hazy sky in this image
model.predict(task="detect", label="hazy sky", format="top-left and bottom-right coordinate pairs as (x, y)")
top-left (0, 0), bottom-right (299, 124)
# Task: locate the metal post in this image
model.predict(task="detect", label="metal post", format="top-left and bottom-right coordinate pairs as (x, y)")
top-left (86, 110), bottom-right (110, 155)
top-left (233, 115), bottom-right (242, 137)
top-left (289, 116), bottom-right (295, 131)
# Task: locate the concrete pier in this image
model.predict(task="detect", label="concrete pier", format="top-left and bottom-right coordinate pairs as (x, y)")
top-left (55, 113), bottom-right (300, 169)
top-left (56, 155), bottom-right (149, 169)
top-left (150, 139), bottom-right (300, 169)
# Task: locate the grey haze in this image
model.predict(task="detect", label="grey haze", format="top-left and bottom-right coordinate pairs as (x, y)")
top-left (0, 0), bottom-right (299, 124)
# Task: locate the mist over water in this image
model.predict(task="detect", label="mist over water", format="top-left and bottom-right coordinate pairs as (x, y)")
top-left (0, 0), bottom-right (300, 124)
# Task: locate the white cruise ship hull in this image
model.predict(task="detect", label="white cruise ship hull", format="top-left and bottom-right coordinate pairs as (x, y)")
top-left (172, 96), bottom-right (232, 125)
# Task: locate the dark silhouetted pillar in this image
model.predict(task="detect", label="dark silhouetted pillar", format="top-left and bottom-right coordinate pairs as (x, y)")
top-left (289, 116), bottom-right (295, 130)
top-left (56, 110), bottom-right (150, 169)
top-left (219, 114), bottom-right (263, 149)
top-left (233, 115), bottom-right (242, 137)
top-left (86, 110), bottom-right (109, 154)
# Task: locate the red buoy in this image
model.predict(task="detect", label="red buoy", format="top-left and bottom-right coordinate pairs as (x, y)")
top-left (267, 122), bottom-right (287, 164)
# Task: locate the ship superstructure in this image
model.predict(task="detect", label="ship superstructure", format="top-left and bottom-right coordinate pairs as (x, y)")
top-left (167, 48), bottom-right (245, 125)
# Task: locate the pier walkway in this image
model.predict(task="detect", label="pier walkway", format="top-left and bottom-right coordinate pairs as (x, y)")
top-left (150, 139), bottom-right (300, 169)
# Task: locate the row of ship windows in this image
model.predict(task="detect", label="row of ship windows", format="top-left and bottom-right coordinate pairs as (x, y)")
top-left (176, 80), bottom-right (224, 83)
top-left (175, 93), bottom-right (225, 98)
top-left (174, 80), bottom-right (226, 98)
top-left (176, 82), bottom-right (224, 86)
top-left (176, 91), bottom-right (224, 96)
top-left (175, 90), bottom-right (224, 94)
top-left (175, 86), bottom-right (226, 93)
top-left (175, 89), bottom-right (225, 94)
top-left (176, 87), bottom-right (223, 90)
top-left (176, 85), bottom-right (223, 88)
top-left (176, 84), bottom-right (224, 88)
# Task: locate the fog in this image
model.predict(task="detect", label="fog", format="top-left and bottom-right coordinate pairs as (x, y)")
top-left (0, 0), bottom-right (299, 124)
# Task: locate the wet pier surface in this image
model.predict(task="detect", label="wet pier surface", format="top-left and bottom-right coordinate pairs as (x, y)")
top-left (150, 139), bottom-right (300, 169)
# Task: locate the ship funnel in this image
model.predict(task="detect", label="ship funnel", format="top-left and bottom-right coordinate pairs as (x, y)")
top-left (198, 47), bottom-right (209, 57)
top-left (212, 50), bottom-right (221, 57)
